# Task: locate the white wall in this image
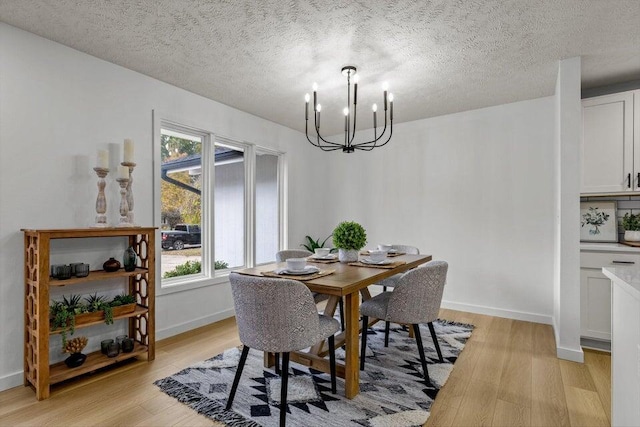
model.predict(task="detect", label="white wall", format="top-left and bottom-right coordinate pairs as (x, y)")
top-left (553, 57), bottom-right (583, 362)
top-left (310, 97), bottom-right (557, 324)
top-left (0, 23), bottom-right (322, 391)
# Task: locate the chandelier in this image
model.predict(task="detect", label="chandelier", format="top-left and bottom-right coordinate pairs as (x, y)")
top-left (304, 66), bottom-right (393, 153)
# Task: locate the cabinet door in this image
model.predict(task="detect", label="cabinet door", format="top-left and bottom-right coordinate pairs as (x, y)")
top-left (581, 92), bottom-right (634, 193)
top-left (580, 268), bottom-right (611, 340)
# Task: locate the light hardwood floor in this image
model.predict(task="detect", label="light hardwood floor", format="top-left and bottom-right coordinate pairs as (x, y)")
top-left (0, 309), bottom-right (610, 426)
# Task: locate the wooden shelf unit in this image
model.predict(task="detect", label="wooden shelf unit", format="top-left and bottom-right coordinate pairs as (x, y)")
top-left (22, 227), bottom-right (156, 400)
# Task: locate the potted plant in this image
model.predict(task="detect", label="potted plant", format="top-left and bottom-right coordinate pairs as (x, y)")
top-left (333, 221), bottom-right (367, 262)
top-left (301, 235), bottom-right (333, 252)
top-left (622, 213), bottom-right (640, 241)
top-left (63, 336), bottom-right (88, 368)
top-left (110, 293), bottom-right (137, 317)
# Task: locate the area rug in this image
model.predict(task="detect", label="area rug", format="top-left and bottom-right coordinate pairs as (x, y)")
top-left (155, 319), bottom-right (474, 427)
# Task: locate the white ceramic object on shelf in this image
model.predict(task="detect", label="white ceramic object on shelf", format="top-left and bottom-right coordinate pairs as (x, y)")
top-left (624, 230), bottom-right (640, 241)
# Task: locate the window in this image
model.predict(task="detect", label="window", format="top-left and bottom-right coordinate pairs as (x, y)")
top-left (255, 151), bottom-right (281, 265)
top-left (154, 113), bottom-right (284, 292)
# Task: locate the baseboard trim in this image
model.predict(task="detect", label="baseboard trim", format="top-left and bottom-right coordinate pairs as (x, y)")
top-left (441, 300), bottom-right (554, 325)
top-left (557, 345), bottom-right (584, 362)
top-left (0, 371), bottom-right (24, 393)
top-left (156, 308), bottom-right (235, 341)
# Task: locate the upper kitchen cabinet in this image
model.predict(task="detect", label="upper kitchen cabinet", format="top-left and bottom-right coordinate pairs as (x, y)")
top-left (581, 91), bottom-right (637, 194)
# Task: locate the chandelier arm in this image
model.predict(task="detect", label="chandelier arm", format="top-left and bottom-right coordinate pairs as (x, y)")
top-left (349, 102), bottom-right (358, 146)
top-left (305, 132), bottom-right (342, 151)
top-left (352, 113), bottom-right (388, 148)
top-left (366, 122), bottom-right (393, 148)
top-left (310, 111), bottom-right (343, 147)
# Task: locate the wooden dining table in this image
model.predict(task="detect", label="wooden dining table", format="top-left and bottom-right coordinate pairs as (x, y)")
top-left (235, 253), bottom-right (432, 399)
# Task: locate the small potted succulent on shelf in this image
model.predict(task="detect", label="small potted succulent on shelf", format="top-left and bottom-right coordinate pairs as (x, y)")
top-left (333, 221), bottom-right (367, 263)
top-left (110, 293), bottom-right (137, 317)
top-left (63, 336), bottom-right (88, 368)
top-left (622, 213), bottom-right (640, 241)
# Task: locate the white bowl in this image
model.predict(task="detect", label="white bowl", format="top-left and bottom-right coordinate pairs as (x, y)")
top-left (369, 250), bottom-right (387, 263)
top-left (314, 248), bottom-right (331, 257)
top-left (286, 258), bottom-right (307, 271)
top-left (378, 244), bottom-right (393, 252)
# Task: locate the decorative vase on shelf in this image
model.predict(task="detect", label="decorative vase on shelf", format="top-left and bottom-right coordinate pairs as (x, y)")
top-left (338, 248), bottom-right (359, 263)
top-left (103, 257), bottom-right (121, 272)
top-left (64, 353), bottom-right (87, 368)
top-left (123, 246), bottom-right (137, 272)
top-left (624, 230), bottom-right (640, 242)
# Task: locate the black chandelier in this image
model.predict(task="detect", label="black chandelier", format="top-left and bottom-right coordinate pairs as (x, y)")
top-left (305, 66), bottom-right (393, 153)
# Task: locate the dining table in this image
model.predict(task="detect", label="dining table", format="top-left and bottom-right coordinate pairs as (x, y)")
top-left (235, 253), bottom-right (432, 399)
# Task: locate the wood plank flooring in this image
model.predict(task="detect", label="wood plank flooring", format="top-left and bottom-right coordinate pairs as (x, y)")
top-left (0, 309), bottom-right (610, 426)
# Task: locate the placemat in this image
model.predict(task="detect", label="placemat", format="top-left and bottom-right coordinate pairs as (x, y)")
top-left (262, 269), bottom-right (335, 281)
top-left (360, 251), bottom-right (406, 257)
top-left (306, 256), bottom-right (340, 264)
top-left (349, 260), bottom-right (407, 269)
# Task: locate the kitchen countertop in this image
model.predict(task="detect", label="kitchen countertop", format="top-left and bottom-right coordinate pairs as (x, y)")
top-left (581, 242), bottom-right (640, 253)
top-left (603, 266), bottom-right (640, 299)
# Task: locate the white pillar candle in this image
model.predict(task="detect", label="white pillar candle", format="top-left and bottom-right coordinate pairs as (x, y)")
top-left (97, 149), bottom-right (109, 169)
top-left (118, 165), bottom-right (129, 179)
top-left (123, 138), bottom-right (134, 163)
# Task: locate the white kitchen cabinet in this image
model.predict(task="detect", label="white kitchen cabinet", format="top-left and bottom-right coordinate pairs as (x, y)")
top-left (580, 249), bottom-right (640, 342)
top-left (580, 268), bottom-right (611, 340)
top-left (581, 91), bottom-right (636, 194)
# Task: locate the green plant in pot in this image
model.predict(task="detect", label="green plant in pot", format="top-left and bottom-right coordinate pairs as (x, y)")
top-left (622, 213), bottom-right (640, 241)
top-left (333, 221), bottom-right (367, 263)
top-left (301, 235), bottom-right (333, 253)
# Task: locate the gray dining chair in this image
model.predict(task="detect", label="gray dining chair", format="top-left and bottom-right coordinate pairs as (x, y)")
top-left (276, 249), bottom-right (345, 331)
top-left (226, 272), bottom-right (340, 427)
top-left (359, 260), bottom-right (448, 386)
top-left (377, 244), bottom-right (420, 291)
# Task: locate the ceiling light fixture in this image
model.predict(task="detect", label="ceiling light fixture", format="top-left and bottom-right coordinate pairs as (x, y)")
top-left (305, 66), bottom-right (393, 153)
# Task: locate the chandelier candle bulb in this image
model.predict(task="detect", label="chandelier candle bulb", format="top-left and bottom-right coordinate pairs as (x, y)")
top-left (305, 94), bottom-right (310, 120)
top-left (123, 139), bottom-right (134, 163)
top-left (389, 94), bottom-right (394, 121)
top-left (97, 149), bottom-right (108, 169)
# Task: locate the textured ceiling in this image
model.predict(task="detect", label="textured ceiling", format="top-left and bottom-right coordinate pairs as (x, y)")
top-left (1, 0), bottom-right (639, 135)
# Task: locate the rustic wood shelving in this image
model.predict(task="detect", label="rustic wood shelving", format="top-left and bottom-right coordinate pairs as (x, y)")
top-left (22, 227), bottom-right (156, 400)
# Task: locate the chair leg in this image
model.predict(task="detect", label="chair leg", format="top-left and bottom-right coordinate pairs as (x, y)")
top-left (383, 286), bottom-right (387, 292)
top-left (412, 324), bottom-right (432, 386)
top-left (226, 345), bottom-right (250, 410)
top-left (328, 335), bottom-right (337, 394)
top-left (275, 352), bottom-right (281, 375)
top-left (280, 352), bottom-right (290, 427)
top-left (384, 321), bottom-right (390, 347)
top-left (338, 298), bottom-right (345, 331)
top-left (428, 322), bottom-right (444, 362)
top-left (360, 315), bottom-right (368, 371)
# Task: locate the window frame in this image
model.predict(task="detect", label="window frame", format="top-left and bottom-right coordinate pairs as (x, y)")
top-left (152, 110), bottom-right (286, 296)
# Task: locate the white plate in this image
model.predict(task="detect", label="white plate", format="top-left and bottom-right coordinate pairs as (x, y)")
top-left (361, 258), bottom-right (392, 265)
top-left (280, 266), bottom-right (320, 275)
top-left (311, 254), bottom-right (337, 260)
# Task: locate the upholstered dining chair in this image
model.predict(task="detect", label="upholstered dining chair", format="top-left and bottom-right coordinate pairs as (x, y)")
top-left (377, 244), bottom-right (420, 291)
top-left (276, 249), bottom-right (345, 331)
top-left (359, 260), bottom-right (448, 386)
top-left (226, 272), bottom-right (340, 427)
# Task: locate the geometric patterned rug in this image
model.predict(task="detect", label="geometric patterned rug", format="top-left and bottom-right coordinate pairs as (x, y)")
top-left (155, 319), bottom-right (474, 427)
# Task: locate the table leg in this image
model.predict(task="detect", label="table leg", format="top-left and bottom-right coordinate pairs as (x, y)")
top-left (344, 292), bottom-right (360, 398)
